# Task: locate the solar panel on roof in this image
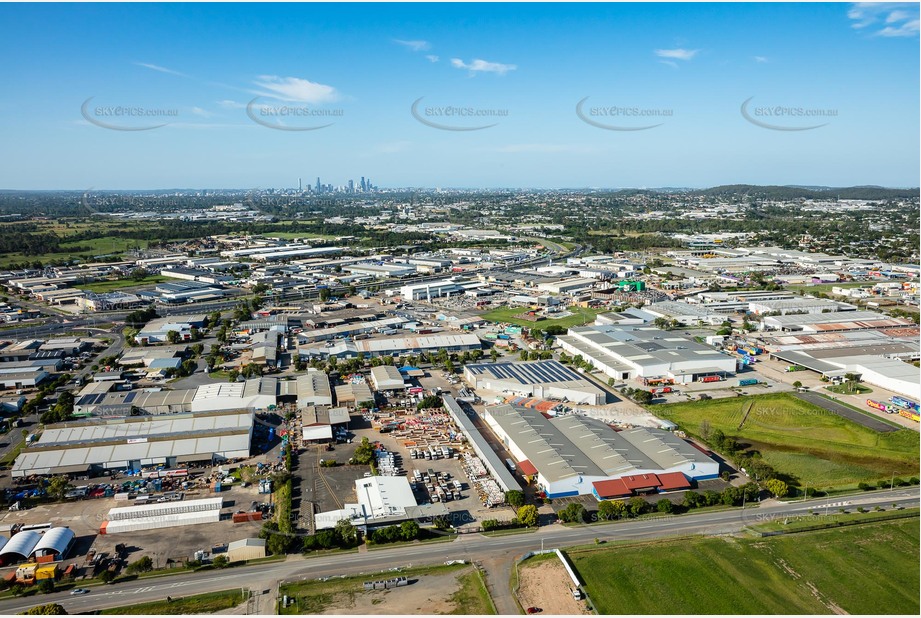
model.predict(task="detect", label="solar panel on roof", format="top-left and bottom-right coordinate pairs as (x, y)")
top-left (124, 392), bottom-right (137, 403)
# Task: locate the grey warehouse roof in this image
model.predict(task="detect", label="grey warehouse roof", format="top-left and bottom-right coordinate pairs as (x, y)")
top-left (486, 404), bottom-right (713, 484)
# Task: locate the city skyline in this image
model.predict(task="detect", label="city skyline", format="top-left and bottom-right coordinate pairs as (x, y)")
top-left (0, 2), bottom-right (918, 189)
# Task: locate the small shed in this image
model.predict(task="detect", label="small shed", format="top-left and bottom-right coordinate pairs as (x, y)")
top-left (226, 538), bottom-right (266, 562)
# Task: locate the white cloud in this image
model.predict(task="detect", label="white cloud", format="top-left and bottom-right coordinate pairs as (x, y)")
top-left (654, 48), bottom-right (699, 61)
top-left (848, 2), bottom-right (919, 36)
top-left (394, 39), bottom-right (431, 52)
top-left (878, 18), bottom-right (920, 36)
top-left (659, 60), bottom-right (679, 69)
top-left (217, 99), bottom-right (247, 109)
top-left (425, 55), bottom-right (440, 63)
top-left (754, 56), bottom-right (769, 63)
top-left (450, 58), bottom-right (517, 75)
top-left (190, 107), bottom-right (212, 118)
top-left (135, 62), bottom-right (187, 77)
top-left (251, 75), bottom-right (339, 103)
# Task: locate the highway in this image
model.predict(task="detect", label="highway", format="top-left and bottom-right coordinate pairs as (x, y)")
top-left (1, 487), bottom-right (916, 615)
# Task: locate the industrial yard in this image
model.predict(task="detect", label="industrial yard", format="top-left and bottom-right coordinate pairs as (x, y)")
top-left (278, 563), bottom-right (495, 615)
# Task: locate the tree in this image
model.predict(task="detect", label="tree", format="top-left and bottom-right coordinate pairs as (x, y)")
top-left (126, 555), bottom-right (153, 574)
top-left (559, 503), bottom-right (586, 523)
top-left (656, 499), bottom-right (674, 514)
top-left (99, 570), bottom-right (117, 583)
top-left (682, 491), bottom-right (702, 509)
top-left (505, 490), bottom-right (525, 508)
top-left (628, 497), bottom-right (647, 517)
top-left (36, 579), bottom-right (55, 594)
top-left (335, 519), bottom-right (358, 547)
top-left (21, 603), bottom-right (67, 615)
top-left (166, 330), bottom-right (181, 344)
top-left (765, 479), bottom-right (789, 498)
top-left (46, 476), bottom-right (72, 501)
top-left (792, 380), bottom-right (802, 389)
top-left (352, 437), bottom-right (375, 465)
top-left (489, 348), bottom-right (500, 362)
top-left (129, 267), bottom-right (149, 281)
top-left (632, 389), bottom-right (653, 404)
top-left (400, 520), bottom-right (420, 541)
top-left (517, 505), bottom-right (539, 528)
top-left (698, 419), bottom-right (712, 442)
top-left (417, 395), bottom-right (443, 410)
top-left (212, 554), bottom-right (229, 568)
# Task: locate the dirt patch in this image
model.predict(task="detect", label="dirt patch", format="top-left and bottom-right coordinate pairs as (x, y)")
top-left (517, 557), bottom-right (591, 615)
top-left (322, 568), bottom-right (473, 615)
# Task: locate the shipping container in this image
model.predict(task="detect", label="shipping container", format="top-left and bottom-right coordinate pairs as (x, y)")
top-left (738, 378), bottom-right (759, 387)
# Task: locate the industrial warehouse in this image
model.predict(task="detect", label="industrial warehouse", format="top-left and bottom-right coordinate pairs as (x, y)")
top-left (463, 359), bottom-right (606, 405)
top-left (11, 410), bottom-right (254, 478)
top-left (0, 527), bottom-right (76, 566)
top-left (557, 323), bottom-right (737, 384)
top-left (99, 497), bottom-right (224, 534)
top-left (484, 404), bottom-right (719, 498)
top-left (312, 476), bottom-right (449, 531)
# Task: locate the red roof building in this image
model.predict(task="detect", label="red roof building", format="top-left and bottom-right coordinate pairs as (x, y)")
top-left (518, 459), bottom-right (539, 476)
top-left (656, 471), bottom-right (691, 492)
top-left (591, 478), bottom-right (631, 499)
top-left (620, 474), bottom-right (662, 492)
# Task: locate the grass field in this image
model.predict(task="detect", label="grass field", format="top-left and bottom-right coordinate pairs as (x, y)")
top-left (785, 281), bottom-right (868, 295)
top-left (101, 589), bottom-right (244, 614)
top-left (748, 508), bottom-right (918, 533)
top-left (446, 569), bottom-right (496, 615)
top-left (657, 393), bottom-right (919, 489)
top-left (571, 518), bottom-right (920, 615)
top-left (479, 305), bottom-right (603, 328)
top-left (78, 274), bottom-right (168, 293)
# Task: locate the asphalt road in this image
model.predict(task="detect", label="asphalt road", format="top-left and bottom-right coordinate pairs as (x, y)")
top-left (794, 391), bottom-right (900, 433)
top-left (2, 487), bottom-right (916, 615)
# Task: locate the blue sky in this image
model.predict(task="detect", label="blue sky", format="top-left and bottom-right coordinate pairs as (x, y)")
top-left (0, 2), bottom-right (918, 189)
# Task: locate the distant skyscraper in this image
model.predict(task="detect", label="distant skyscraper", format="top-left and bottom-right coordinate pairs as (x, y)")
top-left (316, 177), bottom-right (321, 194)
top-left (360, 176), bottom-right (366, 192)
top-left (298, 177), bottom-right (302, 192)
top-left (348, 179), bottom-right (354, 193)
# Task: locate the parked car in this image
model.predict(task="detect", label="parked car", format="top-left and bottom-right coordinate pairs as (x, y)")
top-left (526, 608), bottom-right (542, 614)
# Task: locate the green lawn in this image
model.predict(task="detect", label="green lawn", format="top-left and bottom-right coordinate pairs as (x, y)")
top-left (657, 393), bottom-right (920, 489)
top-left (101, 589), bottom-right (245, 614)
top-left (78, 274), bottom-right (169, 293)
top-left (826, 383), bottom-right (873, 395)
top-left (278, 563), bottom-right (483, 615)
top-left (446, 568), bottom-right (496, 615)
top-left (479, 305), bottom-right (603, 328)
top-left (571, 518), bottom-right (920, 615)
